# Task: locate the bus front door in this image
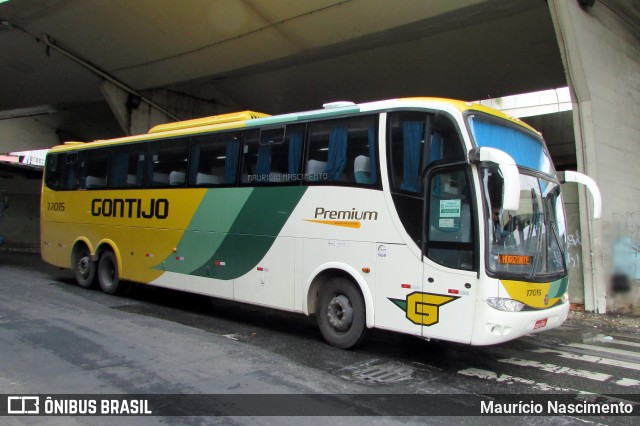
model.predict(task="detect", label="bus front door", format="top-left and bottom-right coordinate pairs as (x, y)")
top-left (421, 165), bottom-right (478, 343)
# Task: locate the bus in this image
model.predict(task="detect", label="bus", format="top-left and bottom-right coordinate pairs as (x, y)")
top-left (41, 98), bottom-right (601, 348)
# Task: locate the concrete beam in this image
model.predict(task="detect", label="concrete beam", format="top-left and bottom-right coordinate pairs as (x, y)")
top-left (0, 117), bottom-right (61, 152)
top-left (101, 80), bottom-right (237, 136)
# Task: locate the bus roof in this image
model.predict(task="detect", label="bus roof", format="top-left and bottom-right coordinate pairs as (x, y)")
top-left (47, 97), bottom-right (537, 152)
top-left (147, 110), bottom-right (271, 133)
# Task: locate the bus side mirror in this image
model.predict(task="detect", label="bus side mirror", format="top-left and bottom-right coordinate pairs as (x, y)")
top-left (469, 147), bottom-right (520, 212)
top-left (558, 171), bottom-right (601, 219)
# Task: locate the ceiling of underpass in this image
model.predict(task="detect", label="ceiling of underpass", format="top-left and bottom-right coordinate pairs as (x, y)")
top-left (0, 0), bottom-right (636, 151)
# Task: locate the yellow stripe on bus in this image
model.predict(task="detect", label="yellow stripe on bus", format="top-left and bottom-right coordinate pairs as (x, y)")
top-left (304, 219), bottom-right (361, 228)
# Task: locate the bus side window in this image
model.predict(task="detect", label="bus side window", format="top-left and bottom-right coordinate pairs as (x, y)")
top-left (81, 150), bottom-right (109, 189)
top-left (388, 112), bottom-right (465, 193)
top-left (63, 153), bottom-right (80, 190)
top-left (351, 119), bottom-right (378, 185)
top-left (189, 132), bottom-right (241, 186)
top-left (240, 130), bottom-right (259, 183)
top-left (110, 144), bottom-right (145, 188)
top-left (386, 112), bottom-right (426, 245)
top-left (147, 138), bottom-right (189, 187)
top-left (284, 125), bottom-right (305, 182)
top-left (305, 116), bottom-right (378, 185)
top-left (45, 154), bottom-right (61, 190)
top-left (255, 127), bottom-right (286, 183)
top-left (388, 112), bottom-right (425, 193)
top-left (430, 115), bottom-right (464, 165)
top-left (241, 125), bottom-right (304, 185)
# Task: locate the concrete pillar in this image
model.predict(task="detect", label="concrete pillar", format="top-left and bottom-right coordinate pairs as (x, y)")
top-left (549, 0), bottom-right (640, 314)
top-left (100, 80), bottom-right (133, 135)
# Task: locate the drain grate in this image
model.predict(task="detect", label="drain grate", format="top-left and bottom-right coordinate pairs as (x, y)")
top-left (343, 361), bottom-right (415, 384)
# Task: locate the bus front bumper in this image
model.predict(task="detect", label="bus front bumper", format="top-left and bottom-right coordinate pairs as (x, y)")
top-left (470, 299), bottom-right (570, 346)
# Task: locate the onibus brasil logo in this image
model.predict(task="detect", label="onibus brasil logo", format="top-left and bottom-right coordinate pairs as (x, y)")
top-left (389, 292), bottom-right (459, 326)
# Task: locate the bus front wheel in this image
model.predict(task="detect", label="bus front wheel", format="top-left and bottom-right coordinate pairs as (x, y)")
top-left (98, 251), bottom-right (121, 295)
top-left (73, 245), bottom-right (96, 289)
top-left (317, 277), bottom-right (367, 349)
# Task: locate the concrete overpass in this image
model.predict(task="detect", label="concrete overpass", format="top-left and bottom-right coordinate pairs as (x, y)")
top-left (0, 0), bottom-right (638, 314)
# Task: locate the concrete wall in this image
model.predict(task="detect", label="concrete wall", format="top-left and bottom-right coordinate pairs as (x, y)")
top-left (550, 0), bottom-right (640, 314)
top-left (0, 172), bottom-right (42, 251)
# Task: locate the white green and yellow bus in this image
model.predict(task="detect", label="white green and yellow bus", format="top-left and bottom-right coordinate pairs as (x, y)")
top-left (41, 98), bottom-right (601, 348)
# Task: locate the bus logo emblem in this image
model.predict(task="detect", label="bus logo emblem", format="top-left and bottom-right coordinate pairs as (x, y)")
top-left (389, 292), bottom-right (459, 326)
top-left (305, 207), bottom-right (379, 228)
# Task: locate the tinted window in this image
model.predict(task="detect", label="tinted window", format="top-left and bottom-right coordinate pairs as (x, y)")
top-left (44, 151), bottom-right (89, 190)
top-left (387, 111), bottom-right (466, 248)
top-left (79, 150), bottom-right (109, 189)
top-left (44, 153), bottom-right (61, 190)
top-left (148, 138), bottom-right (189, 187)
top-left (109, 144), bottom-right (146, 188)
top-left (63, 152), bottom-right (80, 190)
top-left (190, 131), bottom-right (241, 186)
top-left (305, 115), bottom-right (378, 185)
top-left (388, 112), bottom-right (465, 193)
top-left (241, 125), bottom-right (305, 184)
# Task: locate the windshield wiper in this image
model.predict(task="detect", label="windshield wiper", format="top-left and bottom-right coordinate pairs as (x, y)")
top-left (527, 189), bottom-right (543, 280)
top-left (549, 219), bottom-right (567, 274)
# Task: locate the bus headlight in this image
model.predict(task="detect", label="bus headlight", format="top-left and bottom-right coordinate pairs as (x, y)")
top-left (486, 297), bottom-right (525, 312)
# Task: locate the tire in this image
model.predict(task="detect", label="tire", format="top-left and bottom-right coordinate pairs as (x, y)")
top-left (317, 277), bottom-right (367, 349)
top-left (73, 245), bottom-right (96, 289)
top-left (98, 251), bottom-right (121, 295)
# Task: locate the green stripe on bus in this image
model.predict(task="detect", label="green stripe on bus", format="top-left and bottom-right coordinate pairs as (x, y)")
top-left (548, 276), bottom-right (568, 298)
top-left (154, 188), bottom-right (253, 274)
top-left (158, 186), bottom-right (307, 280)
top-left (190, 186), bottom-right (307, 279)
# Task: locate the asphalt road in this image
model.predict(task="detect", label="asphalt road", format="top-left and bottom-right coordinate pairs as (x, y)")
top-left (1, 252), bottom-right (639, 425)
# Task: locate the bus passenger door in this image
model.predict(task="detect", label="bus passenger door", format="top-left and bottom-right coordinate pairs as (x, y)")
top-left (421, 165), bottom-right (477, 343)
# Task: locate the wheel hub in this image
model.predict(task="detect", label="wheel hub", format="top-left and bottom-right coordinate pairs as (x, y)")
top-left (78, 256), bottom-right (90, 278)
top-left (327, 294), bottom-right (353, 332)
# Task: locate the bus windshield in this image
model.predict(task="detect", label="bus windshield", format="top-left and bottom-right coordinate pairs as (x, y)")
top-left (481, 167), bottom-right (567, 280)
top-left (469, 114), bottom-right (567, 279)
top-left (468, 115), bottom-right (553, 175)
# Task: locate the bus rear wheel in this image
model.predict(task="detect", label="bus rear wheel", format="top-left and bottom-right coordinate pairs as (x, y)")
top-left (73, 245), bottom-right (96, 289)
top-left (317, 277), bottom-right (367, 349)
top-left (98, 251), bottom-right (121, 295)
